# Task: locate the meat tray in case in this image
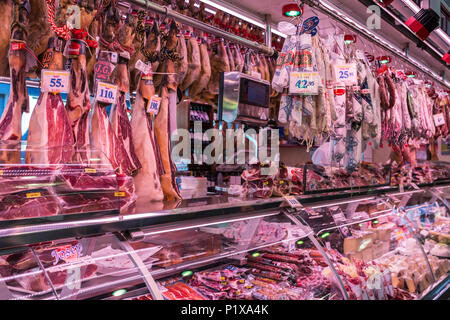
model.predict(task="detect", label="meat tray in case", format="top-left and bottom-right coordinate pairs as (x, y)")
top-left (0, 142), bottom-right (126, 226)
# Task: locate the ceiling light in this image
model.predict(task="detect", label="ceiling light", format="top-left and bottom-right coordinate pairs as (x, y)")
top-left (405, 8), bottom-right (440, 40)
top-left (377, 55), bottom-right (392, 64)
top-left (375, 0), bottom-right (394, 7)
top-left (282, 4), bottom-right (303, 18)
top-left (344, 34), bottom-right (357, 44)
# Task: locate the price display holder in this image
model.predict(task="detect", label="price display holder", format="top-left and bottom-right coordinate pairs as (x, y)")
top-left (433, 113), bottom-right (445, 127)
top-left (284, 196), bottom-right (304, 209)
top-left (146, 95), bottom-right (162, 115)
top-left (96, 82), bottom-right (118, 105)
top-left (334, 64), bottom-right (357, 85)
top-left (41, 70), bottom-right (70, 93)
top-left (289, 72), bottom-right (319, 95)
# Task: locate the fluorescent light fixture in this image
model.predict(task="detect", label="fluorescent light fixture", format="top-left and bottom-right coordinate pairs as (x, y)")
top-left (272, 29), bottom-right (287, 38)
top-left (401, 0), bottom-right (420, 14)
top-left (198, 0), bottom-right (287, 38)
top-left (436, 29), bottom-right (450, 46)
top-left (199, 0), bottom-right (265, 29)
top-left (205, 8), bottom-right (216, 15)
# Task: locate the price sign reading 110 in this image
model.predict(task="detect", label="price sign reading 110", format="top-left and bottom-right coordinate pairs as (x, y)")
top-left (96, 82), bottom-right (118, 105)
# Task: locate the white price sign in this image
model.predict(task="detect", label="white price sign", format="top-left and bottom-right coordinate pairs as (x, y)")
top-left (284, 196), bottom-right (303, 209)
top-left (334, 64), bottom-right (357, 85)
top-left (289, 72), bottom-right (319, 95)
top-left (135, 59), bottom-right (152, 75)
top-left (433, 113), bottom-right (445, 127)
top-left (96, 82), bottom-right (118, 104)
top-left (146, 95), bottom-right (161, 115)
top-left (41, 70), bottom-right (70, 93)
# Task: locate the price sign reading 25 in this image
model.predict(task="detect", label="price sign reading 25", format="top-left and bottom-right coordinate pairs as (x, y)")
top-left (334, 64), bottom-right (357, 85)
top-left (41, 70), bottom-right (70, 93)
top-left (96, 82), bottom-right (118, 105)
top-left (289, 72), bottom-right (319, 95)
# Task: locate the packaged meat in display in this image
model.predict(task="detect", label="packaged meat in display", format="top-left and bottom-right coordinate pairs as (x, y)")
top-left (0, 145), bottom-right (123, 222)
top-left (138, 230), bottom-right (222, 268)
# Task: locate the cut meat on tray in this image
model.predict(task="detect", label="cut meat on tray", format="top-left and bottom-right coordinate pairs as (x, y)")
top-left (162, 281), bottom-right (206, 300)
top-left (0, 189), bottom-right (60, 220)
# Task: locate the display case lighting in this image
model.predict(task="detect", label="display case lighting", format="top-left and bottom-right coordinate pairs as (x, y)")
top-left (321, 232), bottom-right (330, 238)
top-left (181, 270), bottom-right (194, 277)
top-left (112, 289), bottom-right (127, 297)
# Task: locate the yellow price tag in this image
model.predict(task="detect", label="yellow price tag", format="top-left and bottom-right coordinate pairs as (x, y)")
top-left (85, 168), bottom-right (96, 173)
top-left (114, 192), bottom-right (125, 197)
top-left (0, 170), bottom-right (3, 175)
top-left (26, 192), bottom-right (41, 199)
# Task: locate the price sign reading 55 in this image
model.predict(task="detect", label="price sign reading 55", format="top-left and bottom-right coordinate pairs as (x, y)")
top-left (289, 72), bottom-right (319, 95)
top-left (96, 82), bottom-right (118, 105)
top-left (41, 70), bottom-right (70, 93)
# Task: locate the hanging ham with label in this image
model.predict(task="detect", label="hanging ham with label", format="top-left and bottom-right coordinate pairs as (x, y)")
top-left (109, 13), bottom-right (141, 174)
top-left (205, 37), bottom-right (230, 96)
top-left (189, 36), bottom-right (211, 99)
top-left (154, 20), bottom-right (181, 201)
top-left (0, 0), bottom-right (12, 77)
top-left (175, 28), bottom-right (188, 86)
top-left (62, 3), bottom-right (98, 164)
top-left (0, 0), bottom-right (30, 164)
top-left (179, 30), bottom-right (201, 93)
top-left (90, 2), bottom-right (134, 176)
top-left (131, 22), bottom-right (164, 201)
top-left (26, 36), bottom-right (74, 164)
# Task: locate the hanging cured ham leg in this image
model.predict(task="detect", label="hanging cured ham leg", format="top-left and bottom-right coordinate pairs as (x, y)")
top-left (26, 37), bottom-right (74, 164)
top-left (189, 38), bottom-right (211, 99)
top-left (155, 20), bottom-right (181, 201)
top-left (0, 0), bottom-right (30, 164)
top-left (90, 3), bottom-right (134, 176)
top-left (109, 14), bottom-right (141, 174)
top-left (131, 19), bottom-right (163, 201)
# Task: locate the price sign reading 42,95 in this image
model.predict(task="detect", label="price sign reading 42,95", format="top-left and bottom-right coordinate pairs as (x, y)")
top-left (289, 72), bottom-right (319, 95)
top-left (96, 82), bottom-right (118, 105)
top-left (41, 70), bottom-right (70, 93)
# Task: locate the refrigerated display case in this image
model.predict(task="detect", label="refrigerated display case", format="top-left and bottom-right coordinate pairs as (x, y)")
top-left (0, 182), bottom-right (448, 300)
